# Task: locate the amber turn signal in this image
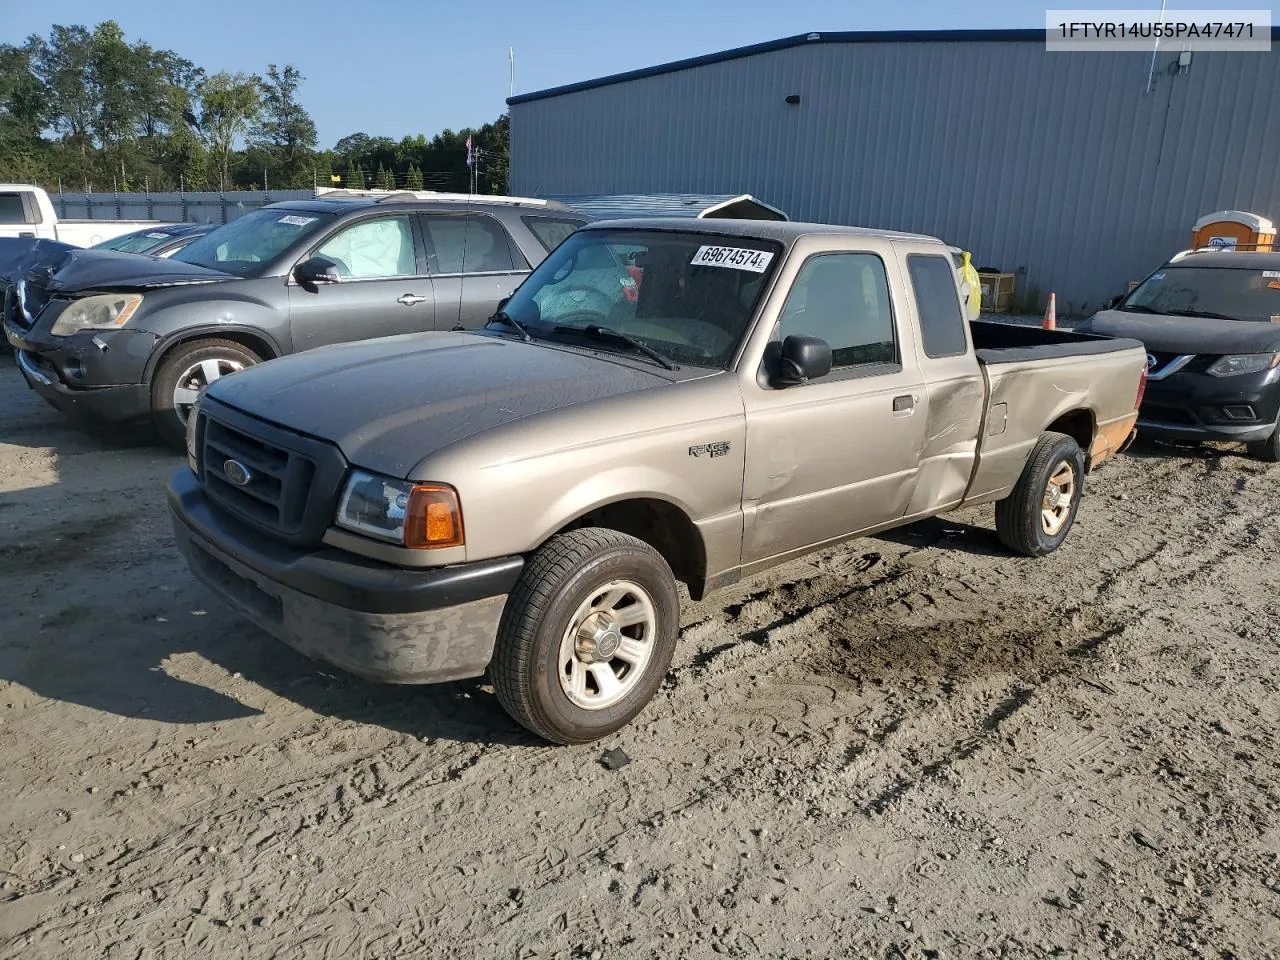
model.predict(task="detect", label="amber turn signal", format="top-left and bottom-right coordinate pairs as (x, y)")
top-left (404, 484), bottom-right (464, 549)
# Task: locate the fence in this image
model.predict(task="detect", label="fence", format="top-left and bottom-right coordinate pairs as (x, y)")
top-left (51, 190), bottom-right (316, 225)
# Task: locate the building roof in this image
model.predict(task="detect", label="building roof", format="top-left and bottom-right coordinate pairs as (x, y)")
top-left (548, 193), bottom-right (788, 221)
top-left (508, 27), bottom-right (1280, 105)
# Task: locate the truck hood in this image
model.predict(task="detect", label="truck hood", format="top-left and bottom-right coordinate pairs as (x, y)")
top-left (1079, 309), bottom-right (1280, 355)
top-left (207, 332), bottom-right (670, 477)
top-left (41, 248), bottom-right (233, 293)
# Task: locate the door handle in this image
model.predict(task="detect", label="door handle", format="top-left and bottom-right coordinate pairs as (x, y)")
top-left (397, 293), bottom-right (428, 306)
top-left (892, 394), bottom-right (915, 415)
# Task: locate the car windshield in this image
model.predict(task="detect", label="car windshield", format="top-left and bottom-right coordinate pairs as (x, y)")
top-left (500, 228), bottom-right (783, 369)
top-left (92, 229), bottom-right (181, 254)
top-left (1123, 265), bottom-right (1280, 323)
top-left (172, 208), bottom-right (334, 277)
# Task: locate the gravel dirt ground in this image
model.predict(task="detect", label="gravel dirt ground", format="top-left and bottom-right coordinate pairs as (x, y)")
top-left (1, 359), bottom-right (1279, 960)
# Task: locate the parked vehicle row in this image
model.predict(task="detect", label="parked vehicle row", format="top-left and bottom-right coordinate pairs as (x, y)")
top-left (5, 192), bottom-right (589, 446)
top-left (163, 217), bottom-right (1147, 744)
top-left (17, 195), bottom-right (1272, 746)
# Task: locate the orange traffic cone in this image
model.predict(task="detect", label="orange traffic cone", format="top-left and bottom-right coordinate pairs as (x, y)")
top-left (1042, 292), bottom-right (1057, 330)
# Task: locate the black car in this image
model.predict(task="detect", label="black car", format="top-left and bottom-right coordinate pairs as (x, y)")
top-left (1077, 249), bottom-right (1280, 459)
top-left (5, 193), bottom-right (590, 447)
top-left (89, 221), bottom-right (217, 258)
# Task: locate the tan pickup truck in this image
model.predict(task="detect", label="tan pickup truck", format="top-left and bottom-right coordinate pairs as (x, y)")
top-left (168, 219), bottom-right (1147, 744)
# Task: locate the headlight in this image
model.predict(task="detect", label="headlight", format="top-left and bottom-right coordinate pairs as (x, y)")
top-left (50, 293), bottom-right (143, 337)
top-left (185, 395), bottom-right (202, 471)
top-left (1206, 353), bottom-right (1280, 377)
top-left (335, 470), bottom-right (464, 549)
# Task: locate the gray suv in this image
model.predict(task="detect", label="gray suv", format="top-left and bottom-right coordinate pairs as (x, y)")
top-left (4, 193), bottom-right (590, 447)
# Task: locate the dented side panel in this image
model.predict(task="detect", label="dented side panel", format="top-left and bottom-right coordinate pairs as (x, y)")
top-left (962, 347), bottom-right (1146, 505)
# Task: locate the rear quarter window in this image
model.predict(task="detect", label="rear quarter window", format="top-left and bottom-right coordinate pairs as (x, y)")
top-left (908, 253), bottom-right (969, 358)
top-left (522, 216), bottom-right (587, 253)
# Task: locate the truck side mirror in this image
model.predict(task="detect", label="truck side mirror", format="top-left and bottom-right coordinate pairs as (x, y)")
top-left (294, 255), bottom-right (342, 286)
top-left (1104, 294), bottom-right (1122, 310)
top-left (774, 335), bottom-right (832, 386)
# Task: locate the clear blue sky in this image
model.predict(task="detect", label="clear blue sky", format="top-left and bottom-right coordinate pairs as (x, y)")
top-left (6, 0), bottom-right (1272, 148)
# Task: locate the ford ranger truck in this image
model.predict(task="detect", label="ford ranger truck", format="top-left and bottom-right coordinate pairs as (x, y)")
top-left (168, 219), bottom-right (1147, 744)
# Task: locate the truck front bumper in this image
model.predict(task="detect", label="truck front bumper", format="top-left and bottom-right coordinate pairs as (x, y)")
top-left (168, 468), bottom-right (524, 684)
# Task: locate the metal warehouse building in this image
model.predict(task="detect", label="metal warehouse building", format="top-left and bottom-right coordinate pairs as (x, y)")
top-left (508, 29), bottom-right (1280, 314)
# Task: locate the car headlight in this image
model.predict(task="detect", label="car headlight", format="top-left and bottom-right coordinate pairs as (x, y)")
top-left (50, 293), bottom-right (143, 337)
top-left (1206, 353), bottom-right (1280, 377)
top-left (335, 470), bottom-right (464, 549)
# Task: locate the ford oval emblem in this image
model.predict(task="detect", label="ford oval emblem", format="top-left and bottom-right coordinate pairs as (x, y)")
top-left (223, 459), bottom-right (252, 487)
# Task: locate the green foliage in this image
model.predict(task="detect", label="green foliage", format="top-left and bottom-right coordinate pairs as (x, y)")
top-left (0, 20), bottom-right (510, 194)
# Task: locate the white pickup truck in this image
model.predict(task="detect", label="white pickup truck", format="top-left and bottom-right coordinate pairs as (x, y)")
top-left (0, 184), bottom-right (169, 247)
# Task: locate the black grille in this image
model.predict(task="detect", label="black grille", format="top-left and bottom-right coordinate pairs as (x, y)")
top-left (203, 417), bottom-right (316, 534)
top-left (195, 400), bottom-right (347, 545)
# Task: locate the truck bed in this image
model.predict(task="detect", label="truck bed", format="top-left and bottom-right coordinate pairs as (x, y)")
top-left (969, 319), bottom-right (1143, 363)
top-left (959, 320), bottom-right (1147, 507)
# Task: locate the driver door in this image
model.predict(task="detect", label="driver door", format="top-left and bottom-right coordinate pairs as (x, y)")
top-left (288, 213), bottom-right (436, 352)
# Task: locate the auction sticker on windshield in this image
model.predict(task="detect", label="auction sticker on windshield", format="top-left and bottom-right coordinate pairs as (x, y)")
top-left (690, 245), bottom-right (774, 272)
top-left (278, 215), bottom-right (317, 227)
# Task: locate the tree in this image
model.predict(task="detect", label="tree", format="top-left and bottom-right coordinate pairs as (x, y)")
top-left (347, 163), bottom-right (366, 189)
top-left (0, 41), bottom-right (51, 147)
top-left (405, 163), bottom-right (424, 190)
top-left (376, 163), bottom-right (395, 190)
top-left (32, 25), bottom-right (97, 179)
top-left (198, 71), bottom-right (260, 191)
top-left (251, 64), bottom-right (316, 188)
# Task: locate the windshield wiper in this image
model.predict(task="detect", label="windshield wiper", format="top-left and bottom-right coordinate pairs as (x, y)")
top-left (1118, 304), bottom-right (1161, 314)
top-left (485, 309), bottom-right (532, 342)
top-left (554, 324), bottom-right (678, 370)
top-left (1166, 308), bottom-right (1241, 321)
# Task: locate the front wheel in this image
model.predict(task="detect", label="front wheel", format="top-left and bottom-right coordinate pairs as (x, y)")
top-left (995, 431), bottom-right (1086, 557)
top-left (150, 339), bottom-right (261, 450)
top-left (491, 528), bottom-right (680, 745)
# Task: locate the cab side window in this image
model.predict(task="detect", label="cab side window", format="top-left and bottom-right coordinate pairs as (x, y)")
top-left (908, 253), bottom-right (968, 358)
top-left (422, 215), bottom-right (517, 274)
top-left (315, 215), bottom-right (417, 279)
top-left (778, 253), bottom-right (897, 370)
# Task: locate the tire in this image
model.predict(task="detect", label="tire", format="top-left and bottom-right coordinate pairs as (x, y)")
top-left (995, 431), bottom-right (1086, 557)
top-left (150, 339), bottom-right (261, 450)
top-left (1246, 427), bottom-right (1280, 462)
top-left (491, 528), bottom-right (680, 745)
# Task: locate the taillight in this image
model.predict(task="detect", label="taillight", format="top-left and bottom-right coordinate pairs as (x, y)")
top-left (1135, 365), bottom-right (1148, 410)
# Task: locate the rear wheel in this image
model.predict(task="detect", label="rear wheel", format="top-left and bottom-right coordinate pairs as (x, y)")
top-left (491, 528), bottom-right (680, 745)
top-left (150, 339), bottom-right (260, 450)
top-left (995, 432), bottom-right (1085, 557)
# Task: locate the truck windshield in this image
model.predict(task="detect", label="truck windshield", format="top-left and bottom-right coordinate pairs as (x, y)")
top-left (172, 208), bottom-right (334, 277)
top-left (1123, 266), bottom-right (1280, 323)
top-left (500, 228), bottom-right (782, 369)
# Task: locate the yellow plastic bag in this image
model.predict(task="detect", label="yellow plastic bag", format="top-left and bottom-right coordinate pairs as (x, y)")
top-left (959, 249), bottom-right (982, 321)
